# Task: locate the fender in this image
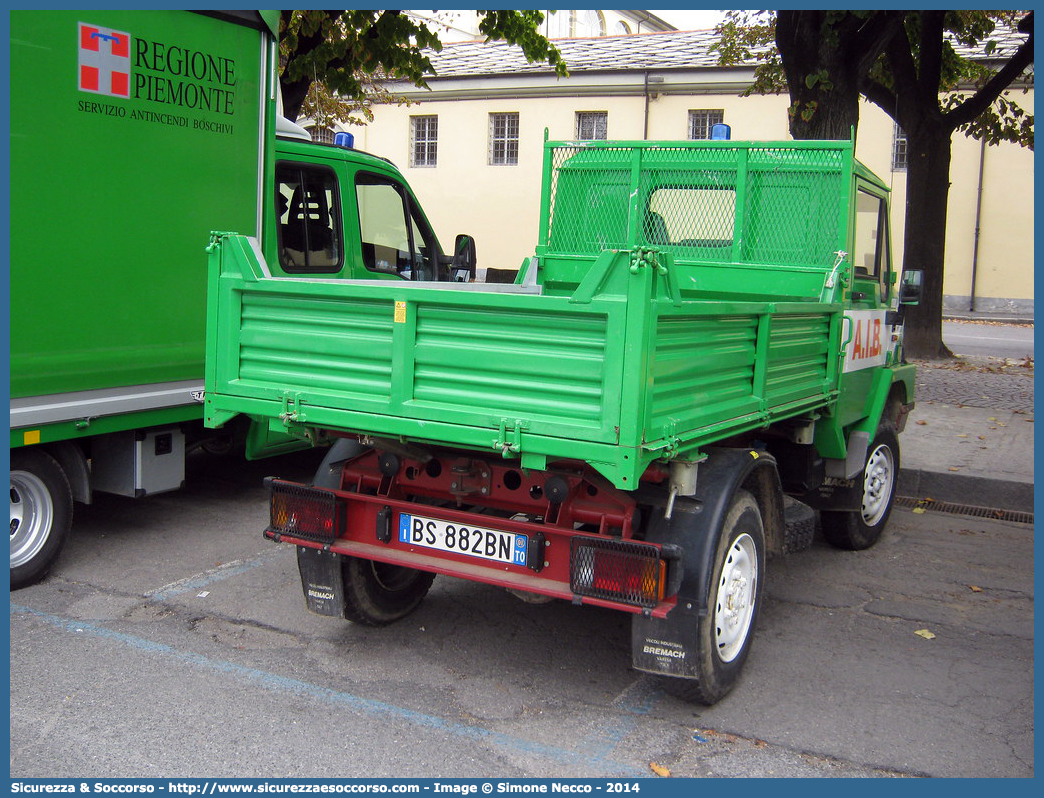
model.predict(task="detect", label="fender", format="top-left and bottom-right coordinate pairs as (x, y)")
top-left (631, 447), bottom-right (783, 678)
top-left (46, 440), bottom-right (91, 505)
top-left (310, 437), bottom-right (367, 489)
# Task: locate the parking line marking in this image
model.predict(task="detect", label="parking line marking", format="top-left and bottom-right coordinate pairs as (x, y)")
top-left (583, 676), bottom-right (664, 760)
top-left (144, 546), bottom-right (288, 601)
top-left (11, 603), bottom-right (646, 777)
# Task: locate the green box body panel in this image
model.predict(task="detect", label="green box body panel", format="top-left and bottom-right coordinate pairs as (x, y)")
top-left (205, 139), bottom-right (912, 489)
top-left (10, 10), bottom-right (273, 443)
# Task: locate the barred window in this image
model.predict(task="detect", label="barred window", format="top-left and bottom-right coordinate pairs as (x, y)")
top-left (306, 126), bottom-right (335, 145)
top-left (410, 115), bottom-right (438, 168)
top-left (892, 124), bottom-right (908, 172)
top-left (489, 112), bottom-right (520, 165)
top-left (576, 111), bottom-right (608, 140)
top-left (688, 109), bottom-right (725, 140)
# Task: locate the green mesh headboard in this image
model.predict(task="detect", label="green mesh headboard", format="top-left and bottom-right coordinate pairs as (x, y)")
top-left (544, 141), bottom-right (849, 269)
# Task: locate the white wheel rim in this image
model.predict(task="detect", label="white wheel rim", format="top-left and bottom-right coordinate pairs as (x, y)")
top-left (861, 443), bottom-right (895, 526)
top-left (714, 532), bottom-right (758, 663)
top-left (10, 470), bottom-right (53, 569)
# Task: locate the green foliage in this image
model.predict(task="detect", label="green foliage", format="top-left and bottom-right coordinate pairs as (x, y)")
top-left (951, 92), bottom-right (1034, 149)
top-left (298, 73), bottom-right (412, 131)
top-left (713, 10), bottom-right (785, 97)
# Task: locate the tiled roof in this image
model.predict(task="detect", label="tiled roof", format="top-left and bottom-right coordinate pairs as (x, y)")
top-left (424, 23), bottom-right (1030, 80)
top-left (427, 29), bottom-right (725, 78)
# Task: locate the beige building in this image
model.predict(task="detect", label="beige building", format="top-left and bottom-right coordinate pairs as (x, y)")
top-left (326, 26), bottom-right (1033, 319)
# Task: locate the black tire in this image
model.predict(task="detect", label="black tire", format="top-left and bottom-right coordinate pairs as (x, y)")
top-left (821, 426), bottom-right (900, 551)
top-left (660, 489), bottom-right (765, 705)
top-left (10, 449), bottom-right (73, 590)
top-left (341, 556), bottom-right (436, 626)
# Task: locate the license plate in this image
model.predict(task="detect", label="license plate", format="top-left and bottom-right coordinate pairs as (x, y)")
top-left (398, 513), bottom-right (528, 567)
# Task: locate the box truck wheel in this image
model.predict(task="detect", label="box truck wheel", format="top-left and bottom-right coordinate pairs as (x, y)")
top-left (660, 489), bottom-right (765, 705)
top-left (341, 557), bottom-right (436, 627)
top-left (821, 426), bottom-right (900, 551)
top-left (10, 449), bottom-right (73, 590)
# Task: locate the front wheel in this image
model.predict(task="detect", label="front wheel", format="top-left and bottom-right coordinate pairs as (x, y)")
top-left (341, 557), bottom-right (436, 626)
top-left (660, 489), bottom-right (765, 705)
top-left (821, 427), bottom-right (900, 551)
top-left (10, 449), bottom-right (73, 590)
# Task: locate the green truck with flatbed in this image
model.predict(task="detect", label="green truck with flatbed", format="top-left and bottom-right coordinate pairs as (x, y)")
top-left (204, 134), bottom-right (921, 703)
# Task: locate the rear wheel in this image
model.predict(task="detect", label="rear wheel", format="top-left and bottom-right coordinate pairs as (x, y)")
top-left (821, 427), bottom-right (900, 551)
top-left (341, 557), bottom-right (435, 626)
top-left (660, 489), bottom-right (765, 705)
top-left (10, 449), bottom-right (73, 590)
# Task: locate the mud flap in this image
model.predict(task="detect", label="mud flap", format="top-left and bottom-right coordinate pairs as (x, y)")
top-left (632, 604), bottom-right (702, 678)
top-left (296, 546), bottom-right (346, 617)
top-left (629, 447), bottom-right (783, 678)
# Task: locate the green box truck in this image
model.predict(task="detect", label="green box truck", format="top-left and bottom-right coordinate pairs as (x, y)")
top-left (9, 11), bottom-right (472, 589)
top-left (204, 135), bottom-right (922, 703)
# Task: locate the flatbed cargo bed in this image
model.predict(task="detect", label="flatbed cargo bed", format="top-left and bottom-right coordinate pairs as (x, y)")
top-left (205, 239), bottom-right (843, 488)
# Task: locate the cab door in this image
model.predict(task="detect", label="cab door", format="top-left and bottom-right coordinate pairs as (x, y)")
top-left (346, 169), bottom-right (447, 281)
top-left (837, 181), bottom-right (896, 425)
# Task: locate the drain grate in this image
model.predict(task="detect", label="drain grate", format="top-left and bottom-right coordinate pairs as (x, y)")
top-left (896, 496), bottom-right (1033, 524)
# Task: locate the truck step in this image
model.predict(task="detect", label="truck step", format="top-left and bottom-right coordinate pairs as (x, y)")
top-left (782, 496), bottom-right (817, 554)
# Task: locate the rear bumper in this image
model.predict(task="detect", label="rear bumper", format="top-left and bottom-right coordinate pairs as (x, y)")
top-left (264, 478), bottom-right (678, 618)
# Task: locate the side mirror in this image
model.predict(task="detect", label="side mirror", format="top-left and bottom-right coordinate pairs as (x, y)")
top-left (899, 270), bottom-right (923, 305)
top-left (451, 234), bottom-right (476, 283)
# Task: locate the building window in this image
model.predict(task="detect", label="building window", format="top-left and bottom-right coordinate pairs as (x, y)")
top-left (306, 125), bottom-right (335, 145)
top-left (576, 111), bottom-right (608, 140)
top-left (614, 21), bottom-right (632, 35)
top-left (892, 124), bottom-right (908, 172)
top-left (688, 110), bottom-right (725, 140)
top-left (489, 112), bottom-right (520, 165)
top-left (410, 115), bottom-right (438, 168)
top-left (547, 10), bottom-right (570, 38)
top-left (577, 10), bottom-right (606, 37)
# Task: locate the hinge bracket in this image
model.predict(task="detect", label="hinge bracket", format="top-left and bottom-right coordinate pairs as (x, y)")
top-left (493, 418), bottom-right (529, 457)
top-left (280, 394), bottom-right (303, 426)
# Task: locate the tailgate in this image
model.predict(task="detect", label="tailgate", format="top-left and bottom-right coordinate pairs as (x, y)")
top-left (205, 235), bottom-right (629, 470)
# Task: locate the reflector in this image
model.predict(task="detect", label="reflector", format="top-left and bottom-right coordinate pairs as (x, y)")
top-left (570, 537), bottom-right (665, 608)
top-left (266, 481), bottom-right (345, 543)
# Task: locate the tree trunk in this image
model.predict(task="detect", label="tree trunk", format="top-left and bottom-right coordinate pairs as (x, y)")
top-left (776, 11), bottom-right (904, 141)
top-left (777, 11), bottom-right (862, 140)
top-left (280, 78), bottom-right (310, 122)
top-left (900, 124), bottom-right (955, 360)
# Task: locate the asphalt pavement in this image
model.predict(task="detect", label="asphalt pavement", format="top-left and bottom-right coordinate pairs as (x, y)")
top-left (7, 325), bottom-right (1034, 781)
top-left (942, 319), bottom-right (1034, 358)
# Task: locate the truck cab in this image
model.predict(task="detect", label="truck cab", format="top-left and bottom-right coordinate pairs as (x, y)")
top-left (269, 124), bottom-right (466, 283)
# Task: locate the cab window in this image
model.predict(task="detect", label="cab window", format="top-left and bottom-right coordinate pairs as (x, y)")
top-left (276, 163), bottom-right (343, 274)
top-left (852, 189), bottom-right (887, 283)
top-left (356, 172), bottom-right (442, 280)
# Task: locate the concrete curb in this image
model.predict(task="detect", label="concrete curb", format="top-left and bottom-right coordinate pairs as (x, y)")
top-left (898, 468), bottom-right (1034, 514)
top-left (943, 314), bottom-right (1033, 325)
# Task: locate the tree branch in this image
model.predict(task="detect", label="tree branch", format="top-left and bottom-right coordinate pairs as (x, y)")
top-left (944, 18), bottom-right (1034, 130)
top-left (883, 21), bottom-right (921, 125)
top-left (853, 11), bottom-right (905, 77)
top-left (917, 12), bottom-right (946, 105)
top-left (862, 78), bottom-right (899, 120)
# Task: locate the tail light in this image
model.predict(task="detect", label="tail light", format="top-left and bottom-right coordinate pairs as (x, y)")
top-left (570, 537), bottom-right (668, 608)
top-left (265, 479), bottom-right (345, 544)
